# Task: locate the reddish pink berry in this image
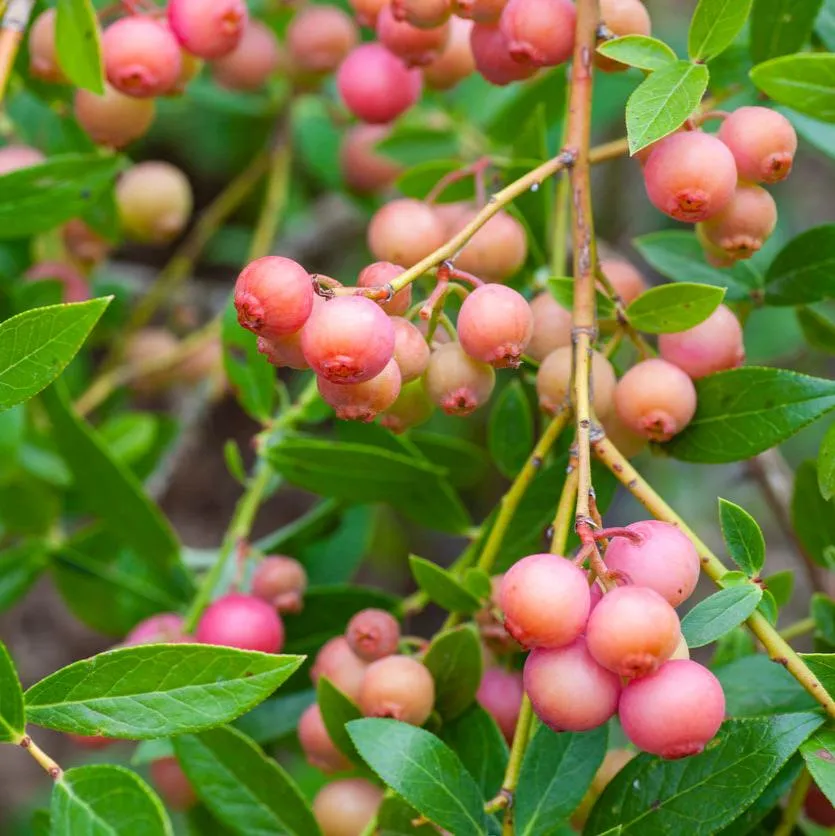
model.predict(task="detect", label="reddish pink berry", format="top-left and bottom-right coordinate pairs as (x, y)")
top-left (658, 304), bottom-right (745, 380)
top-left (600, 410), bottom-right (647, 459)
top-left (0, 144), bottom-right (44, 174)
top-left (600, 258), bottom-right (646, 305)
top-left (380, 378), bottom-right (434, 433)
top-left (470, 23), bottom-right (537, 85)
top-left (453, 209), bottom-right (528, 282)
top-left (614, 358), bottom-right (697, 442)
top-left (288, 6), bottom-right (358, 75)
top-left (318, 358), bottom-right (402, 421)
top-left (167, 0), bottom-right (248, 59)
top-left (25, 261), bottom-right (89, 304)
top-left (125, 613), bottom-right (186, 645)
top-left (536, 347), bottom-right (617, 418)
top-left (213, 20), bottom-right (281, 90)
top-left (29, 9), bottom-right (65, 84)
top-left (340, 124), bottom-right (403, 195)
top-left (358, 261), bottom-right (410, 316)
top-left (619, 659), bottom-right (725, 758)
top-left (252, 556), bottom-right (307, 613)
top-left (499, 554), bottom-right (590, 649)
top-left (346, 608), bottom-right (401, 661)
top-left (313, 779), bottom-right (383, 836)
top-left (392, 0), bottom-right (453, 29)
top-left (311, 636), bottom-right (370, 701)
top-left (392, 317), bottom-right (431, 382)
top-left (596, 0), bottom-right (651, 72)
top-left (457, 285), bottom-right (533, 369)
top-left (457, 0), bottom-right (508, 23)
top-left (524, 638), bottom-right (621, 731)
top-left (68, 733), bottom-right (115, 750)
top-left (527, 292), bottom-right (572, 362)
top-left (298, 703), bottom-right (352, 773)
top-left (423, 17), bottom-right (476, 89)
top-left (257, 290), bottom-right (331, 370)
top-left (423, 341), bottom-right (496, 416)
top-left (195, 593), bottom-right (284, 653)
top-left (74, 84), bottom-right (155, 149)
top-left (358, 655), bottom-right (435, 725)
top-left (150, 757), bottom-right (197, 811)
top-left (805, 785), bottom-right (835, 828)
top-left (377, 5), bottom-right (449, 67)
top-left (499, 0), bottom-right (576, 67)
top-left (697, 184), bottom-right (777, 262)
top-left (718, 106), bottom-right (797, 184)
top-left (477, 667), bottom-right (523, 741)
top-left (116, 161), bottom-right (193, 243)
top-left (349, 0), bottom-right (388, 27)
top-left (337, 43), bottom-right (423, 124)
top-left (368, 198), bottom-right (446, 267)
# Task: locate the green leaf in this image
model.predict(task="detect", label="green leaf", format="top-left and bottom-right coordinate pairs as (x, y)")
top-left (0, 299), bottom-right (110, 411)
top-left (791, 461), bottom-right (835, 568)
top-left (31, 809), bottom-right (50, 836)
top-left (626, 61), bottom-right (710, 155)
top-left (488, 380), bottom-right (534, 479)
top-left (596, 35), bottom-right (677, 71)
top-left (800, 653), bottom-right (835, 696)
top-left (515, 724), bottom-right (607, 835)
top-left (377, 795), bottom-right (439, 836)
top-left (485, 67), bottom-right (566, 145)
top-left (409, 432), bottom-right (490, 490)
top-left (718, 499), bottom-right (766, 576)
top-left (25, 644), bottom-right (303, 739)
top-left (0, 641), bottom-right (24, 742)
top-left (377, 126), bottom-right (460, 167)
top-left (750, 54), bottom-right (835, 122)
top-left (548, 277), bottom-right (615, 318)
top-left (233, 690), bottom-right (315, 745)
top-left (811, 594), bottom-right (835, 645)
top-left (625, 282), bottom-right (725, 334)
top-left (798, 306), bottom-right (835, 353)
top-left (223, 440), bottom-right (247, 485)
top-left (55, 0), bottom-right (104, 94)
top-left (316, 676), bottom-right (364, 764)
top-left (681, 585), bottom-right (763, 648)
top-left (396, 161), bottom-right (472, 203)
top-left (764, 226), bottom-right (835, 305)
top-left (801, 728), bottom-right (835, 806)
top-left (423, 626), bottom-right (482, 720)
top-left (764, 570), bottom-right (793, 609)
top-left (409, 556), bottom-right (482, 615)
top-left (297, 505), bottom-right (376, 586)
top-left (820, 423), bottom-right (835, 500)
top-left (586, 713), bottom-right (824, 835)
top-left (173, 725), bottom-right (321, 836)
top-left (0, 541), bottom-right (48, 613)
top-left (713, 655), bottom-right (816, 717)
top-left (347, 719), bottom-right (497, 836)
top-left (689, 0), bottom-right (753, 61)
top-left (750, 0), bottom-right (825, 63)
top-left (664, 368), bottom-right (835, 463)
top-left (51, 764), bottom-right (172, 836)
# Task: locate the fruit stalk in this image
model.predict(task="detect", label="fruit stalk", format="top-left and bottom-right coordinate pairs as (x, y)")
top-left (19, 735), bottom-right (62, 781)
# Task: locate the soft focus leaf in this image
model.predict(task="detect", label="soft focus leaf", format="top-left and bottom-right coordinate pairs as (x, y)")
top-left (488, 380), bottom-right (534, 478)
top-left (791, 461), bottom-right (835, 568)
top-left (820, 423), bottom-right (835, 500)
top-left (625, 282), bottom-right (725, 334)
top-left (681, 586), bottom-right (763, 648)
top-left (750, 54), bottom-right (835, 122)
top-left (750, 0), bottom-right (825, 63)
top-left (797, 306), bottom-right (835, 353)
top-left (714, 655), bottom-right (817, 717)
top-left (0, 541), bottom-right (48, 614)
top-left (718, 498), bottom-right (766, 576)
top-left (410, 432), bottom-right (490, 489)
top-left (55, 0), bottom-right (104, 94)
top-left (233, 690), bottom-right (315, 745)
top-left (596, 36), bottom-right (677, 71)
top-left (689, 0), bottom-right (753, 60)
top-left (316, 676), bottom-right (364, 764)
top-left (801, 729), bottom-right (835, 806)
top-left (0, 641), bottom-right (24, 742)
top-left (423, 626), bottom-right (482, 720)
top-left (409, 556), bottom-right (482, 615)
top-left (764, 226), bottom-right (835, 305)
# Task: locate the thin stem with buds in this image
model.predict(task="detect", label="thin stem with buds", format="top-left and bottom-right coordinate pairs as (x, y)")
top-left (19, 735), bottom-right (62, 780)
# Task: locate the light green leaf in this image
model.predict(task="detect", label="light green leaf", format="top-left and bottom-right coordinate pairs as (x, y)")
top-left (488, 380), bottom-right (534, 479)
top-left (596, 35), bottom-right (677, 71)
top-left (409, 556), bottom-right (482, 615)
top-left (548, 277), bottom-right (615, 318)
top-left (0, 641), bottom-right (24, 743)
top-left (801, 728), bottom-right (835, 806)
top-left (681, 585), bottom-right (763, 648)
top-left (689, 0), bottom-right (753, 61)
top-left (750, 0), bottom-right (825, 63)
top-left (819, 423), bottom-right (835, 500)
top-left (718, 498), bottom-right (766, 576)
top-left (750, 54), bottom-right (835, 122)
top-left (423, 626), bottom-right (482, 720)
top-left (625, 282), bottom-right (725, 334)
top-left (55, 0), bottom-right (104, 94)
top-left (316, 676), bottom-right (364, 765)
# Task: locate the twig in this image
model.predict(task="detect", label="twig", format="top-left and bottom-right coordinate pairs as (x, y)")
top-left (775, 767), bottom-right (811, 836)
top-left (19, 735), bottom-right (62, 781)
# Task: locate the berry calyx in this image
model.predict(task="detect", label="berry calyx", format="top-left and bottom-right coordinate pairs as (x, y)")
top-left (195, 593), bottom-right (284, 653)
top-left (346, 608), bottom-right (402, 661)
top-left (457, 285), bottom-right (533, 369)
top-left (317, 358), bottom-right (402, 422)
top-left (423, 341), bottom-right (496, 416)
top-left (717, 106), bottom-right (798, 184)
top-left (357, 261), bottom-right (410, 316)
top-left (311, 636), bottom-right (369, 702)
top-left (251, 555), bottom-right (308, 613)
top-left (367, 198), bottom-right (446, 267)
top-left (299, 703), bottom-right (352, 773)
top-left (536, 346), bottom-right (617, 418)
top-left (167, 0), bottom-right (248, 60)
top-left (358, 654), bottom-right (435, 725)
top-left (697, 184), bottom-right (777, 262)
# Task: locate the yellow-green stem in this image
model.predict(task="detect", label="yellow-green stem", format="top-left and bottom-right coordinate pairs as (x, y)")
top-left (20, 735), bottom-right (62, 781)
top-left (775, 767), bottom-right (811, 836)
top-left (779, 617), bottom-right (816, 642)
top-left (499, 696), bottom-right (535, 834)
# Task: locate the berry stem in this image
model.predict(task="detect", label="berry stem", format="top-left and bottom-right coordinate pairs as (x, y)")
top-left (774, 767), bottom-right (811, 836)
top-left (550, 466), bottom-right (578, 553)
top-left (19, 735), bottom-right (62, 781)
top-left (248, 136), bottom-right (292, 264)
top-left (779, 617), bottom-right (816, 642)
top-left (0, 0), bottom-right (36, 103)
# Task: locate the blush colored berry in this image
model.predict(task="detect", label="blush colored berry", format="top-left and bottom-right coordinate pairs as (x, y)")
top-left (195, 593), bottom-right (284, 653)
top-left (68, 734), bottom-right (114, 750)
top-left (167, 0), bottom-right (248, 59)
top-left (377, 5), bottom-right (449, 67)
top-left (614, 358), bottom-right (697, 442)
top-left (524, 638), bottom-right (621, 731)
top-left (457, 0), bottom-right (508, 23)
top-left (346, 608), bottom-right (401, 661)
top-left (358, 655), bottom-right (435, 725)
top-left (477, 667), bottom-right (523, 741)
top-left (313, 779), bottom-right (383, 836)
top-left (470, 23), bottom-right (537, 85)
top-left (102, 16), bottom-right (182, 98)
top-left (29, 9), bottom-right (65, 84)
top-left (288, 6), bottom-right (358, 76)
top-left (457, 285), bottom-right (533, 369)
top-left (349, 0), bottom-right (389, 27)
top-left (0, 144), bottom-right (44, 174)
top-left (252, 556), bottom-right (308, 613)
top-left (299, 703), bottom-right (352, 773)
top-left (644, 131), bottom-right (737, 222)
top-left (213, 20), bottom-right (281, 90)
top-left (697, 184), bottom-right (777, 262)
top-left (600, 258), bottom-right (646, 305)
top-left (380, 379), bottom-right (434, 433)
top-left (116, 162), bottom-right (193, 243)
top-left (368, 198), bottom-right (445, 267)
top-left (671, 634), bottom-right (690, 660)
top-left (536, 347), bottom-right (617, 418)
top-left (392, 0), bottom-right (452, 29)
top-left (423, 17), bottom-right (476, 89)
top-left (527, 292), bottom-right (572, 361)
top-left (423, 341), bottom-right (496, 416)
top-left (433, 200), bottom-right (472, 235)
top-left (600, 410), bottom-right (647, 459)
top-left (340, 124), bottom-right (403, 195)
top-left (311, 636), bottom-right (370, 701)
top-left (150, 757), bottom-right (198, 811)
top-left (392, 317), bottom-right (431, 382)
top-left (718, 106), bottom-right (797, 184)
top-left (586, 586), bottom-right (681, 678)
top-left (124, 328), bottom-right (180, 393)
top-left (125, 613), bottom-right (186, 645)
top-left (658, 304), bottom-right (745, 380)
top-left (499, 554), bottom-right (591, 649)
top-left (499, 0), bottom-right (576, 67)
top-left (596, 0), bottom-right (651, 72)
top-left (318, 359), bottom-right (402, 421)
top-left (603, 520), bottom-right (700, 607)
top-left (358, 261), bottom-right (410, 315)
top-left (63, 219), bottom-right (110, 265)
top-left (805, 785), bottom-right (835, 828)
top-left (74, 84), bottom-right (155, 149)
top-left (453, 209), bottom-right (528, 282)
top-left (25, 261), bottom-right (89, 304)
top-left (619, 659), bottom-right (725, 758)
top-left (337, 43), bottom-right (423, 124)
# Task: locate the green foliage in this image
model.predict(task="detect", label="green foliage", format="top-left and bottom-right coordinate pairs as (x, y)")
top-left (750, 0), bottom-right (826, 63)
top-left (714, 655), bottom-right (817, 717)
top-left (409, 555), bottom-right (483, 614)
top-left (750, 54), bottom-right (835, 121)
top-left (624, 282), bottom-right (725, 334)
top-left (689, 0), bottom-right (753, 61)
top-left (681, 585), bottom-right (763, 648)
top-left (596, 36), bottom-right (677, 72)
top-left (488, 380), bottom-right (534, 478)
top-left (764, 225), bottom-right (835, 305)
top-left (316, 676), bottom-right (364, 764)
top-left (55, 0), bottom-right (105, 94)
top-left (718, 499), bottom-right (766, 576)
top-left (423, 625), bottom-right (483, 720)
top-left (791, 460), bottom-right (835, 568)
top-left (0, 642), bottom-right (24, 743)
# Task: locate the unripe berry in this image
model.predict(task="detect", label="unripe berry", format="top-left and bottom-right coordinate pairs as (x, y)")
top-left (423, 17), bottom-right (476, 89)
top-left (116, 162), bottom-right (193, 244)
top-left (718, 106), bottom-right (797, 184)
top-left (318, 359), bottom-right (402, 422)
top-left (167, 0), bottom-right (248, 60)
top-left (298, 703), bottom-right (352, 773)
top-left (618, 660), bottom-right (725, 758)
top-left (596, 0), bottom-right (651, 72)
top-left (658, 304), bottom-right (745, 380)
top-left (195, 593), bottom-right (284, 653)
top-left (125, 613), bottom-right (186, 645)
top-left (392, 317), bottom-right (431, 382)
top-left (150, 757), bottom-right (197, 811)
top-left (470, 24), bottom-right (537, 85)
top-left (527, 292), bottom-right (572, 361)
top-left (124, 328), bottom-right (180, 393)
top-left (102, 16), bottom-right (182, 98)
top-left (74, 84), bottom-right (155, 149)
top-left (499, 0), bottom-right (576, 67)
top-left (358, 655), bottom-right (435, 725)
top-left (288, 6), bottom-right (358, 76)
top-left (614, 358), bottom-right (697, 442)
top-left (423, 341), bottom-right (495, 416)
top-left (63, 219), bottom-right (110, 265)
top-left (453, 210), bottom-right (528, 282)
top-left (536, 346), bottom-right (617, 418)
top-left (393, 0), bottom-right (452, 28)
top-left (302, 296), bottom-right (395, 384)
top-left (25, 261), bottom-right (89, 304)
top-left (337, 43), bottom-right (423, 124)
top-left (697, 184), bottom-right (777, 262)
top-left (252, 556), bottom-right (308, 613)
top-left (599, 258), bottom-right (646, 305)
top-left (600, 410), bottom-right (647, 459)
top-left (29, 9), bottom-right (66, 84)
top-left (0, 144), bottom-right (44, 174)
top-left (604, 520), bottom-right (700, 607)
top-left (213, 20), bottom-right (281, 91)
top-left (368, 198), bottom-right (446, 267)
top-left (476, 667), bottom-right (523, 741)
top-left (311, 636), bottom-right (370, 701)
top-left (524, 639), bottom-right (621, 731)
top-left (805, 785), bottom-right (835, 828)
top-left (346, 608), bottom-right (401, 661)
top-left (457, 0), bottom-right (508, 24)
top-left (340, 125), bottom-right (402, 195)
top-left (313, 779), bottom-right (383, 836)
top-left (457, 285), bottom-right (533, 369)
top-left (358, 261), bottom-right (410, 315)
top-left (499, 554), bottom-right (591, 649)
top-left (380, 378), bottom-right (434, 433)
top-left (643, 131), bottom-right (737, 222)
top-left (586, 586), bottom-right (681, 678)
top-left (377, 5), bottom-right (449, 67)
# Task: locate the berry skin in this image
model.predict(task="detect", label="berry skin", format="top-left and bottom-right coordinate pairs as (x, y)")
top-left (618, 659), bottom-right (725, 758)
top-left (805, 785), bottom-right (835, 828)
top-left (29, 9), bottom-right (65, 84)
top-left (25, 261), bottom-right (89, 304)
top-left (349, 0), bottom-right (389, 27)
top-left (337, 43), bottom-right (423, 124)
top-left (600, 258), bottom-right (646, 305)
top-left (149, 758), bottom-right (198, 811)
top-left (604, 520), bottom-right (700, 607)
top-left (524, 638), bottom-right (621, 731)
top-left (380, 378), bottom-right (434, 433)
top-left (596, 0), bottom-right (651, 72)
top-left (288, 6), bottom-right (358, 76)
top-left (527, 292), bottom-right (572, 362)
top-left (298, 703), bottom-right (352, 773)
top-left (311, 636), bottom-right (370, 701)
top-left (536, 346), bottom-right (617, 418)
top-left (74, 84), bottom-right (155, 149)
top-left (102, 16), bottom-right (182, 98)
top-left (251, 556), bottom-right (308, 613)
top-left (499, 0), bottom-right (576, 67)
top-left (453, 209), bottom-right (528, 282)
top-left (318, 359), bottom-right (402, 422)
top-left (340, 124), bottom-right (403, 195)
top-left (68, 734), bottom-right (114, 750)
top-left (167, 0), bottom-right (248, 60)
top-left (423, 17), bottom-right (476, 89)
top-left (586, 586), bottom-right (681, 678)
top-left (368, 198), bottom-right (446, 267)
top-left (63, 219), bottom-right (111, 265)
top-left (470, 24), bottom-right (538, 85)
top-left (658, 304), bottom-right (745, 380)
top-left (499, 554), bottom-right (591, 649)
top-left (477, 667), bottom-right (523, 741)
top-left (697, 184), bottom-right (777, 262)
top-left (125, 613), bottom-right (186, 645)
top-left (346, 608), bottom-right (401, 661)
top-left (358, 261), bottom-right (410, 315)
top-left (457, 0), bottom-right (508, 24)
top-left (377, 5), bottom-right (450, 67)
top-left (457, 285), bottom-right (533, 369)
top-left (212, 21), bottom-right (281, 91)
top-left (614, 358), bottom-right (697, 442)
top-left (195, 594), bottom-right (284, 653)
top-left (392, 317), bottom-right (431, 382)
top-left (600, 410), bottom-right (647, 459)
top-left (256, 289), bottom-right (330, 370)
top-left (423, 341), bottom-right (496, 416)
top-left (116, 162), bottom-right (193, 243)
top-left (718, 106), bottom-right (797, 184)
top-left (302, 296), bottom-right (396, 384)
top-left (0, 144), bottom-right (44, 174)
top-left (358, 655), bottom-right (435, 725)
top-left (313, 779), bottom-right (383, 836)
top-left (644, 131), bottom-right (738, 222)
top-left (392, 0), bottom-right (453, 29)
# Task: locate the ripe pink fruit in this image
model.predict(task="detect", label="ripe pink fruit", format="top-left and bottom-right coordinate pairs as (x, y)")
top-left (340, 124), bottom-right (402, 195)
top-left (358, 261), bottom-right (410, 315)
top-left (423, 17), bottom-right (476, 89)
top-left (368, 198), bottom-right (446, 267)
top-left (318, 359), bottom-right (402, 421)
top-left (596, 0), bottom-right (651, 72)
top-left (302, 296), bottom-right (395, 384)
top-left (392, 317), bottom-right (431, 382)
top-left (697, 184), bottom-right (777, 262)
top-left (0, 145), bottom-right (44, 174)
top-left (116, 162), bottom-right (193, 243)
top-left (600, 258), bottom-right (646, 305)
top-left (499, 554), bottom-right (591, 649)
top-left (658, 304), bottom-right (745, 379)
top-left (125, 613), bottom-right (186, 645)
top-left (313, 779), bottom-right (383, 836)
top-left (288, 6), bottom-right (358, 75)
top-left (619, 660), bottom-right (725, 758)
top-left (102, 16), bottom-right (182, 98)
top-left (718, 106), bottom-right (797, 184)
top-left (499, 0), bottom-right (576, 67)
top-left (604, 520), bottom-right (700, 607)
top-left (311, 636), bottom-right (370, 701)
top-left (337, 43), bottom-right (423, 124)
top-left (251, 556), bottom-right (308, 613)
top-left (346, 608), bottom-right (401, 661)
top-left (457, 285), bottom-right (533, 369)
top-left (298, 703), bottom-right (352, 772)
top-left (453, 209), bottom-right (528, 282)
top-left (167, 0), bottom-right (248, 59)
top-left (195, 593), bottom-right (284, 653)
top-left (524, 638), bottom-right (621, 731)
top-left (256, 290), bottom-right (331, 370)
top-left (423, 341), bottom-right (496, 416)
top-left (377, 5), bottom-right (449, 67)
top-left (601, 408), bottom-right (648, 459)
top-left (234, 256), bottom-right (314, 341)
top-left (614, 358), bottom-right (697, 442)
top-left (213, 20), bottom-right (281, 90)
top-left (29, 9), bottom-right (65, 84)
top-left (470, 23), bottom-right (538, 85)
top-left (358, 655), bottom-right (435, 725)
top-left (380, 379), bottom-right (434, 433)
top-left (644, 131), bottom-right (737, 222)
top-left (477, 667), bottom-right (523, 741)
top-left (392, 0), bottom-right (453, 29)
top-left (536, 347), bottom-right (617, 418)
top-left (150, 758), bottom-right (198, 811)
top-left (527, 292), bottom-right (572, 361)
top-left (63, 219), bottom-right (110, 265)
top-left (458, 0), bottom-right (508, 23)
top-left (25, 261), bottom-right (89, 304)
top-left (586, 586), bottom-right (681, 678)
top-left (74, 84), bottom-right (155, 149)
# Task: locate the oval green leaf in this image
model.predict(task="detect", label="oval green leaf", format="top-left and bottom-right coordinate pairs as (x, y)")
top-left (597, 35), bottom-right (677, 71)
top-left (55, 0), bottom-right (105, 94)
top-left (819, 423), bottom-right (835, 500)
top-left (801, 729), bottom-right (835, 806)
top-left (681, 585), bottom-right (763, 648)
top-left (688, 0), bottom-right (753, 61)
top-left (625, 282), bottom-right (725, 334)
top-left (750, 54), bottom-right (835, 122)
top-left (316, 676), bottom-right (364, 764)
top-left (423, 626), bottom-right (483, 720)
top-left (0, 540), bottom-right (48, 614)
top-left (764, 225), bottom-right (835, 306)
top-left (750, 0), bottom-right (826, 64)
top-left (409, 555), bottom-right (482, 615)
top-left (798, 306), bottom-right (835, 353)
top-left (718, 498), bottom-right (766, 576)
top-left (488, 380), bottom-right (534, 479)
top-left (791, 461), bottom-right (835, 569)
top-left (0, 641), bottom-right (24, 743)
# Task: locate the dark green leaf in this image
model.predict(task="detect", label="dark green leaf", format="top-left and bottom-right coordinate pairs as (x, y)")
top-left (800, 653), bottom-right (835, 696)
top-left (625, 282), bottom-right (725, 334)
top-left (757, 589), bottom-right (778, 625)
top-left (488, 380), bottom-right (534, 478)
top-left (55, 0), bottom-right (105, 94)
top-left (316, 676), bottom-right (364, 764)
top-left (798, 306), bottom-right (835, 353)
top-left (409, 432), bottom-right (490, 489)
top-left (31, 809), bottom-right (50, 836)
top-left (377, 126), bottom-right (460, 167)
top-left (548, 277), bottom-right (615, 318)
top-left (233, 690), bottom-right (315, 745)
top-left (765, 570), bottom-right (793, 609)
top-left (714, 655), bottom-right (816, 717)
top-left (423, 626), bottom-right (482, 720)
top-left (812, 594), bottom-right (835, 645)
top-left (0, 641), bottom-right (24, 742)
top-left (791, 461), bottom-right (835, 568)
top-left (750, 0), bottom-right (825, 63)
top-left (409, 556), bottom-right (482, 615)
top-left (396, 161), bottom-right (472, 203)
top-left (764, 226), bottom-right (835, 305)
top-left (750, 54), bottom-right (835, 122)
top-left (681, 585), bottom-right (763, 648)
top-left (0, 541), bottom-right (48, 613)
top-left (718, 498), bottom-right (766, 576)
top-left (801, 729), bottom-right (835, 806)
top-left (688, 0), bottom-right (753, 60)
top-left (486, 68), bottom-right (566, 144)
top-left (297, 505), bottom-right (376, 586)
top-left (254, 498), bottom-right (343, 557)
top-left (377, 794), bottom-right (439, 836)
top-left (820, 424), bottom-right (835, 500)
top-left (596, 36), bottom-right (677, 71)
